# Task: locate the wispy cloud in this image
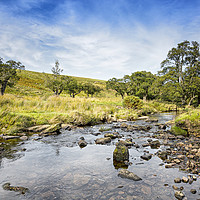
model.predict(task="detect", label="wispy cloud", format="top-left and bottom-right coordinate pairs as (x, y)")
top-left (1, 0), bottom-right (200, 80)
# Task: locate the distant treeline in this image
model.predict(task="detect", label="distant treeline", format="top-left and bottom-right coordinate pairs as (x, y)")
top-left (107, 40), bottom-right (200, 107)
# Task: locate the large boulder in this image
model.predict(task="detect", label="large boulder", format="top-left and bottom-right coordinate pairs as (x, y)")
top-left (118, 169), bottom-right (142, 181)
top-left (113, 141), bottom-right (129, 162)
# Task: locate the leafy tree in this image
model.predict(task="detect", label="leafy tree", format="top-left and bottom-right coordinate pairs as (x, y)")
top-left (65, 78), bottom-right (83, 98)
top-left (106, 78), bottom-right (127, 99)
top-left (46, 60), bottom-right (70, 95)
top-left (124, 71), bottom-right (156, 101)
top-left (0, 57), bottom-right (25, 95)
top-left (82, 82), bottom-right (102, 97)
top-left (158, 41), bottom-right (200, 106)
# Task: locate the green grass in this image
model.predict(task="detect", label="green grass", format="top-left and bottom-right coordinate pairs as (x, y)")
top-left (174, 108), bottom-right (200, 136)
top-left (0, 70), bottom-right (180, 135)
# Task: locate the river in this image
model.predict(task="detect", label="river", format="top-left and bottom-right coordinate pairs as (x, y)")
top-left (0, 113), bottom-right (199, 200)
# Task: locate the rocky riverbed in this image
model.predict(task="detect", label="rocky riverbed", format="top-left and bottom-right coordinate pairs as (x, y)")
top-left (0, 113), bottom-right (199, 200)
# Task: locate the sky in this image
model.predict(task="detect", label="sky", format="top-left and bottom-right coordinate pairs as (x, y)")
top-left (0, 0), bottom-right (200, 80)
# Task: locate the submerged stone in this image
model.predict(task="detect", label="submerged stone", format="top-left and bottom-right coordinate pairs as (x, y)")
top-left (118, 169), bottom-right (142, 181)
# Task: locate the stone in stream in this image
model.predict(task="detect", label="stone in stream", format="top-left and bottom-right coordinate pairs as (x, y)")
top-left (78, 137), bottom-right (87, 148)
top-left (118, 169), bottom-right (142, 181)
top-left (149, 140), bottom-right (161, 149)
top-left (95, 137), bottom-right (111, 145)
top-left (174, 178), bottom-right (181, 183)
top-left (174, 191), bottom-right (185, 200)
top-left (20, 136), bottom-right (28, 141)
top-left (2, 183), bottom-right (29, 194)
top-left (182, 176), bottom-right (189, 183)
top-left (104, 132), bottom-right (120, 139)
top-left (113, 141), bottom-right (129, 162)
top-left (190, 189), bottom-right (197, 194)
top-left (140, 154), bottom-right (152, 161)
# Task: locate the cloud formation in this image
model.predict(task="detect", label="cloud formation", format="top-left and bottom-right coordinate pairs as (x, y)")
top-left (1, 0), bottom-right (200, 80)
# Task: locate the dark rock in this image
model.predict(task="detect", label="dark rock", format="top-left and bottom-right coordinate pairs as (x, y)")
top-left (149, 140), bottom-right (161, 149)
top-left (190, 189), bottom-right (196, 194)
top-left (78, 139), bottom-right (87, 148)
top-left (118, 169), bottom-right (142, 181)
top-left (142, 143), bottom-right (150, 147)
top-left (141, 154), bottom-right (152, 161)
top-left (95, 137), bottom-right (111, 145)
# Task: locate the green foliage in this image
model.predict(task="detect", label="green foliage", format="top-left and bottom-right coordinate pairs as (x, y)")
top-left (0, 57), bottom-right (25, 95)
top-left (46, 60), bottom-right (70, 96)
top-left (123, 96), bottom-right (143, 109)
top-left (106, 78), bottom-right (127, 99)
top-left (124, 71), bottom-right (156, 100)
top-left (158, 40), bottom-right (200, 106)
top-left (82, 82), bottom-right (102, 97)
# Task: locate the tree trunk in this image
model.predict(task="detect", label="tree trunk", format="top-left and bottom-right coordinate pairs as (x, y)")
top-left (143, 95), bottom-right (147, 102)
top-left (1, 81), bottom-right (7, 95)
top-left (188, 95), bottom-right (197, 106)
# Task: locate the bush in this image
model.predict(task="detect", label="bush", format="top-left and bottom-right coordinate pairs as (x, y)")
top-left (123, 96), bottom-right (143, 109)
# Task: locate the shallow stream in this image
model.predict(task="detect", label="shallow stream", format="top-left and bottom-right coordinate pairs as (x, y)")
top-left (0, 113), bottom-right (199, 200)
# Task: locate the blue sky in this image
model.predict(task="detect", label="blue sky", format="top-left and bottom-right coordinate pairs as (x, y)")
top-left (1, 0), bottom-right (200, 80)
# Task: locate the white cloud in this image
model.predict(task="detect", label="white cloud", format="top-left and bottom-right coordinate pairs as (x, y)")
top-left (0, 5), bottom-right (200, 80)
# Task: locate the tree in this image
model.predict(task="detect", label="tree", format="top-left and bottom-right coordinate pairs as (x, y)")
top-left (46, 60), bottom-right (70, 95)
top-left (106, 78), bottom-right (127, 99)
top-left (82, 82), bottom-right (102, 97)
top-left (0, 57), bottom-right (25, 95)
top-left (124, 71), bottom-right (156, 101)
top-left (65, 78), bottom-right (83, 98)
top-left (159, 40), bottom-right (200, 106)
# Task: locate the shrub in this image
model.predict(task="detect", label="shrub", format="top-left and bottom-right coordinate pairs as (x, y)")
top-left (123, 96), bottom-right (143, 109)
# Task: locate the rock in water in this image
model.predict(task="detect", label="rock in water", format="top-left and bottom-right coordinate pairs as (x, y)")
top-left (174, 191), bottom-right (185, 200)
top-left (118, 169), bottom-right (142, 181)
top-left (78, 138), bottom-right (87, 148)
top-left (140, 154), bottom-right (152, 161)
top-left (95, 137), bottom-right (111, 145)
top-left (113, 142), bottom-right (129, 162)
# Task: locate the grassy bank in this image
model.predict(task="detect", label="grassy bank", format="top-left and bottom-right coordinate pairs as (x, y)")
top-left (172, 108), bottom-right (200, 137)
top-left (0, 94), bottom-right (177, 135)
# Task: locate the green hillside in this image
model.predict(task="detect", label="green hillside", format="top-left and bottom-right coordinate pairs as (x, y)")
top-left (5, 70), bottom-right (108, 97)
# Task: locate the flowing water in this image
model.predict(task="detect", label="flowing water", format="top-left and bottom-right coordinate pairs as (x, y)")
top-left (0, 113), bottom-right (199, 200)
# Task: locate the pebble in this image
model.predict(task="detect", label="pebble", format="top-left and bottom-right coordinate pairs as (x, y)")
top-left (174, 178), bottom-right (181, 183)
top-left (190, 189), bottom-right (196, 194)
top-left (174, 191), bottom-right (185, 200)
top-left (182, 177), bottom-right (189, 183)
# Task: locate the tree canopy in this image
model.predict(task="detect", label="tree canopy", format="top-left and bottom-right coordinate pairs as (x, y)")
top-left (0, 57), bottom-right (25, 95)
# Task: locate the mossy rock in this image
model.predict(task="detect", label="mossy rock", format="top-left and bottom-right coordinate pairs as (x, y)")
top-left (113, 143), bottom-right (129, 162)
top-left (171, 126), bottom-right (188, 137)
